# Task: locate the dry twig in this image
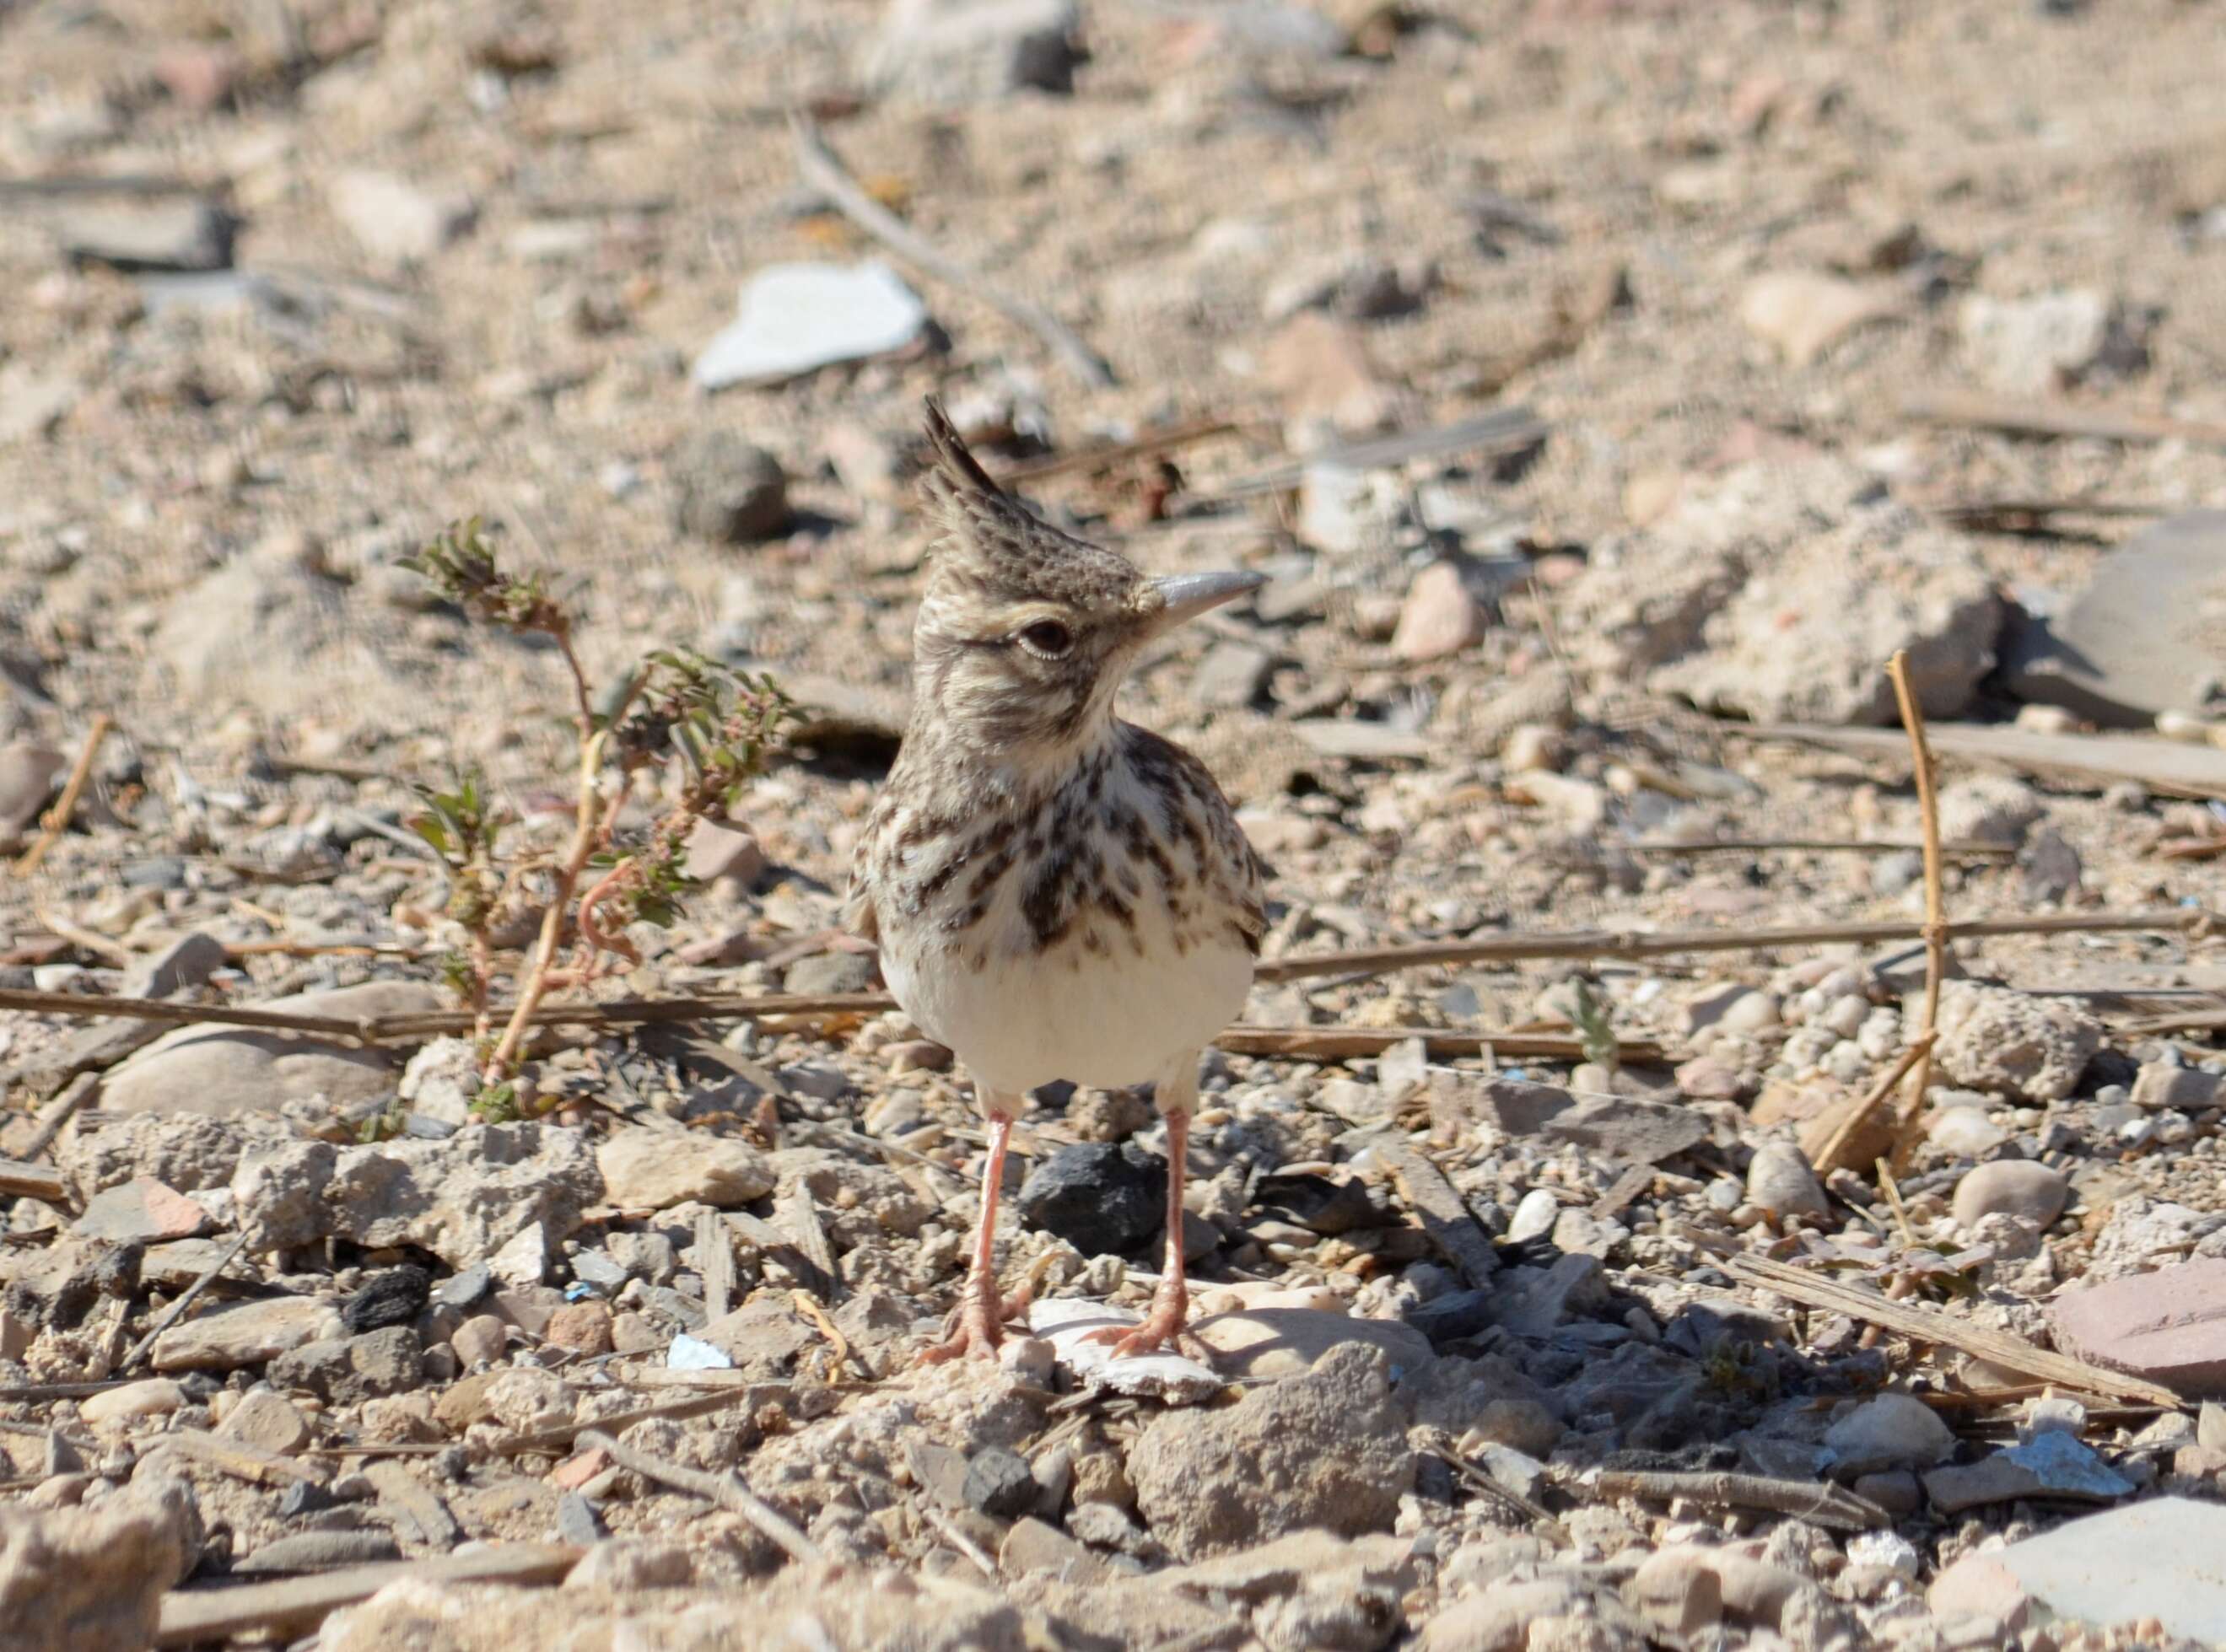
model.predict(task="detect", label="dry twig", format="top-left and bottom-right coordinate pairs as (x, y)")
top-left (490, 1385), bottom-right (785, 1456)
top-left (790, 1289), bottom-right (856, 1377)
top-left (1623, 837), bottom-right (2013, 860)
top-left (1808, 654), bottom-right (1951, 1179)
top-left (577, 1428), bottom-right (822, 1564)
top-left (790, 112), bottom-right (1115, 389)
top-left (1814, 1040), bottom-right (1931, 1177)
top-left (1248, 907), bottom-right (2207, 984)
top-left (994, 417), bottom-right (1240, 485)
top-left (119, 1224), bottom-right (258, 1371)
top-left (1216, 1026), bottom-right (1662, 1063)
top-left (1376, 1139), bottom-right (1498, 1290)
top-left (19, 1071), bottom-right (100, 1162)
top-left (154, 1545), bottom-right (579, 1646)
top-left (1904, 389), bottom-right (2226, 449)
top-left (162, 1425), bottom-right (325, 1488)
top-left (0, 1159), bottom-right (67, 1204)
top-left (918, 1503), bottom-right (1000, 1580)
top-left (1889, 650), bottom-right (1949, 1165)
top-left (34, 904), bottom-right (130, 966)
top-left (1588, 1468), bottom-right (1887, 1531)
top-left (13, 713), bottom-right (114, 877)
top-left (0, 906), bottom-right (2205, 1049)
top-left (1722, 1253), bottom-right (2180, 1407)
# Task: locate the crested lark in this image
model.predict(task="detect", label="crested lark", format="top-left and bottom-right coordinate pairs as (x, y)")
top-left (847, 399), bottom-right (1267, 1363)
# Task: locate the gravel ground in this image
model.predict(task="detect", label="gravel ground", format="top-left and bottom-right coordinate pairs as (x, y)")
top-left (4, 1), bottom-right (2226, 1649)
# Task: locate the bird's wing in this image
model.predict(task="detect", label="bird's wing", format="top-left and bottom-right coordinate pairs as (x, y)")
top-left (841, 879), bottom-right (878, 947)
top-left (842, 810), bottom-right (881, 945)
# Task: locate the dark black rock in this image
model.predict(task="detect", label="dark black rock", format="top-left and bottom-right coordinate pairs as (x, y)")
top-left (962, 1447), bottom-right (1038, 1520)
top-left (341, 1265), bottom-right (430, 1334)
top-left (1016, 1142), bottom-right (1162, 1256)
top-left (1011, 25), bottom-right (1082, 94)
top-left (556, 1493), bottom-right (609, 1545)
top-left (1402, 1288), bottom-right (1497, 1347)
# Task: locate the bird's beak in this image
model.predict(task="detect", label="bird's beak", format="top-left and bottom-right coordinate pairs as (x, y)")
top-left (1147, 570), bottom-right (1265, 636)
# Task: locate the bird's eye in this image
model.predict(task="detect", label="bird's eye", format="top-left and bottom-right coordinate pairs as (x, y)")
top-left (1017, 620), bottom-right (1075, 658)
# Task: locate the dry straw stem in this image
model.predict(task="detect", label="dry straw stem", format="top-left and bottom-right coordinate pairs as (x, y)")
top-left (577, 1428), bottom-right (821, 1565)
top-left (12, 712), bottom-right (113, 877)
top-left (1893, 649), bottom-right (1948, 1161)
top-left (1801, 650), bottom-right (1949, 1179)
top-left (0, 906), bottom-right (2206, 1056)
top-left (119, 1223), bottom-right (258, 1372)
top-left (1723, 1252), bottom-right (2180, 1407)
top-left (1623, 836), bottom-right (2013, 860)
top-left (1903, 388), bottom-right (2226, 449)
top-left (19, 1071), bottom-right (98, 1161)
top-left (480, 724), bottom-right (612, 1083)
top-left (154, 1545), bottom-right (581, 1647)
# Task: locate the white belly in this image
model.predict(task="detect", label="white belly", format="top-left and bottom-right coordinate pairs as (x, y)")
top-left (883, 907), bottom-right (1252, 1096)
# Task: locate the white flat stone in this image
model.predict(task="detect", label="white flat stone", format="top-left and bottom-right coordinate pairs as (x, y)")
top-left (666, 1333), bottom-right (734, 1370)
top-left (691, 261), bottom-right (929, 390)
top-left (1027, 1298), bottom-right (1220, 1403)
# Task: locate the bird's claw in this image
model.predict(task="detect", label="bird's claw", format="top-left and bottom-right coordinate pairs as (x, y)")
top-left (1075, 1288), bottom-right (1208, 1364)
top-left (917, 1267), bottom-right (1045, 1365)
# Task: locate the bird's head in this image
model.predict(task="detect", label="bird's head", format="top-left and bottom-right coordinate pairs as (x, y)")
top-left (908, 398), bottom-right (1261, 764)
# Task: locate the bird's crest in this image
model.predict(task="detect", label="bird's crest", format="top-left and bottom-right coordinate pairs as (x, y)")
top-left (918, 398), bottom-right (1143, 610)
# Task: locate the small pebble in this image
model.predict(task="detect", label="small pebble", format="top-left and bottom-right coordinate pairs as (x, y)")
top-left (1951, 1160), bottom-right (2069, 1230)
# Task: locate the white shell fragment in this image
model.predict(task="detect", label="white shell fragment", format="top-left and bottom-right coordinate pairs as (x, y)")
top-left (1028, 1297), bottom-right (1221, 1403)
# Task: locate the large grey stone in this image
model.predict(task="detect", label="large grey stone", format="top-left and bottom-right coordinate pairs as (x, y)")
top-left (59, 1111), bottom-right (303, 1203)
top-left (99, 982), bottom-right (438, 1119)
top-left (1129, 1344), bottom-right (1416, 1560)
top-left (2002, 511), bottom-right (2226, 727)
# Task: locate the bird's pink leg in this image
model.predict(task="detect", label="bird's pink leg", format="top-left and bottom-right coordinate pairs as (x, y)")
top-left (1086, 1059), bottom-right (1210, 1361)
top-left (919, 1103), bottom-right (1020, 1364)
top-left (1107, 1108), bottom-right (1194, 1357)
